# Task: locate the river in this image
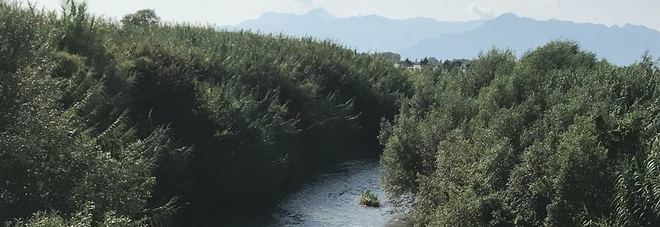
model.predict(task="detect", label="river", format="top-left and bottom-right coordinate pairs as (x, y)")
top-left (265, 159), bottom-right (410, 227)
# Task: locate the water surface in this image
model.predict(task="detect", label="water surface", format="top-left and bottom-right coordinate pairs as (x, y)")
top-left (267, 160), bottom-right (409, 227)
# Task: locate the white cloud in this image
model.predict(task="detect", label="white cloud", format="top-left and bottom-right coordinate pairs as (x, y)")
top-left (468, 3), bottom-right (495, 20)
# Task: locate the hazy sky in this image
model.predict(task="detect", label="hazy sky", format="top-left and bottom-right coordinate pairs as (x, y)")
top-left (30, 0), bottom-right (660, 30)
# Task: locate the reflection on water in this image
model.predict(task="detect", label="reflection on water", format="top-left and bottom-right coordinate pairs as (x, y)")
top-left (267, 160), bottom-right (410, 227)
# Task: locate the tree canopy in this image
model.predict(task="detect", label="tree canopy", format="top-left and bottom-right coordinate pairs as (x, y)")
top-left (121, 9), bottom-right (160, 27)
top-left (2, 1), bottom-right (659, 226)
top-left (0, 1), bottom-right (410, 226)
top-left (380, 41), bottom-right (660, 226)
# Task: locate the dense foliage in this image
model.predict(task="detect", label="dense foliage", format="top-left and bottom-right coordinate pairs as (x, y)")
top-left (360, 190), bottom-right (380, 207)
top-left (4, 1), bottom-right (659, 226)
top-left (0, 1), bottom-right (410, 226)
top-left (380, 42), bottom-right (660, 226)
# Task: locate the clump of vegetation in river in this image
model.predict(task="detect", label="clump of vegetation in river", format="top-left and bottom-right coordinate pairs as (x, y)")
top-left (0, 0), bottom-right (412, 225)
top-left (380, 41), bottom-right (660, 226)
top-left (360, 190), bottom-right (380, 207)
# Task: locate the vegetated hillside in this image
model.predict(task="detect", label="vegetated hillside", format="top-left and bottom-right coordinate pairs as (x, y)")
top-left (380, 41), bottom-right (660, 226)
top-left (0, 1), bottom-right (411, 226)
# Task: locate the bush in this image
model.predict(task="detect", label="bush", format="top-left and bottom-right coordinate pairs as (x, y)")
top-left (51, 51), bottom-right (84, 78)
top-left (0, 1), bottom-right (410, 225)
top-left (380, 42), bottom-right (660, 226)
top-left (360, 190), bottom-right (380, 207)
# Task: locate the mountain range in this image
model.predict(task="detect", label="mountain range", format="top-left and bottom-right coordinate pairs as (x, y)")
top-left (235, 9), bottom-right (660, 65)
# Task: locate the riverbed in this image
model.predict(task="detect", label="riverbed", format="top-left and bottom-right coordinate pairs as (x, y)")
top-left (265, 160), bottom-right (410, 227)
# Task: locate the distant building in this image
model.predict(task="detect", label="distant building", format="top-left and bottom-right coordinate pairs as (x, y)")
top-left (393, 63), bottom-right (423, 70)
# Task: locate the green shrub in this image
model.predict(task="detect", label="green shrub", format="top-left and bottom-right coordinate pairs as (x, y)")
top-left (0, 1), bottom-right (410, 225)
top-left (360, 190), bottom-right (380, 207)
top-left (380, 42), bottom-right (660, 226)
top-left (51, 51), bottom-right (84, 78)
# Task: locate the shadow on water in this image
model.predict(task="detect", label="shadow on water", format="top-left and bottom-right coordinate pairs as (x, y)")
top-left (245, 159), bottom-right (412, 227)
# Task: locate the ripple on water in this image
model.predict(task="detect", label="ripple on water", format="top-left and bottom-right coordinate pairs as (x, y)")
top-left (268, 160), bottom-right (411, 227)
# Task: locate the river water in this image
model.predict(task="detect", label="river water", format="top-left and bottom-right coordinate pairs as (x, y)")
top-left (265, 160), bottom-right (410, 227)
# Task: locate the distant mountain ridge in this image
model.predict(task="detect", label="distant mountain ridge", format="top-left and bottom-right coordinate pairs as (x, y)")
top-left (235, 9), bottom-right (660, 65)
top-left (401, 13), bottom-right (660, 65)
top-left (236, 8), bottom-right (484, 52)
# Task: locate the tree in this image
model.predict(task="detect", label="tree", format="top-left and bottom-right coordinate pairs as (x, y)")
top-left (403, 58), bottom-right (413, 67)
top-left (121, 9), bottom-right (160, 27)
top-left (420, 57), bottom-right (429, 66)
top-left (426, 57), bottom-right (440, 65)
top-left (380, 41), bottom-right (660, 226)
top-left (375, 52), bottom-right (401, 62)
